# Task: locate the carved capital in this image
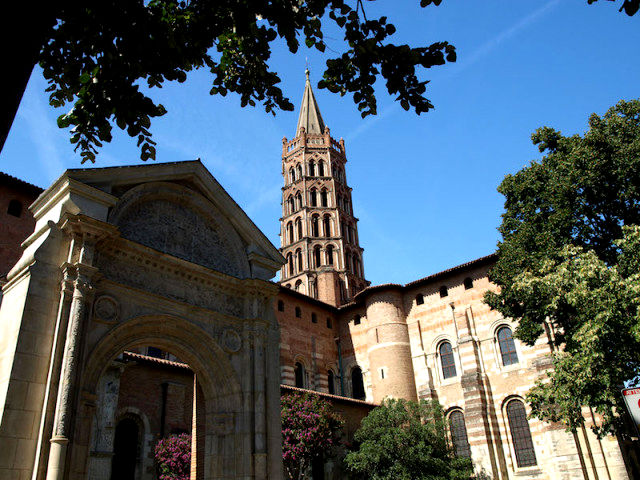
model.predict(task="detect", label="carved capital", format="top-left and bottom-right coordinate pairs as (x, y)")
top-left (60, 264), bottom-right (76, 297)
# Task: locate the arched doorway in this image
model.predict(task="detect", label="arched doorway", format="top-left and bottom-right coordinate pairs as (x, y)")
top-left (351, 366), bottom-right (365, 400)
top-left (111, 417), bottom-right (139, 480)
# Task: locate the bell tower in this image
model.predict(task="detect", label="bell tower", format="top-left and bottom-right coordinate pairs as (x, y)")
top-left (279, 70), bottom-right (368, 306)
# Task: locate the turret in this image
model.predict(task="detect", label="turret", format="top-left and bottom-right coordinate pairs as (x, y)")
top-left (363, 288), bottom-right (417, 402)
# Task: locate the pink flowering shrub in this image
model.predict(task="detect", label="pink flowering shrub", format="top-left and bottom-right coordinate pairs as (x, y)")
top-left (281, 392), bottom-right (344, 480)
top-left (154, 433), bottom-right (191, 480)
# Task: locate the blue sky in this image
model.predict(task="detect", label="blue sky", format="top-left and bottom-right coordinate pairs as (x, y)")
top-left (1, 1), bottom-right (639, 285)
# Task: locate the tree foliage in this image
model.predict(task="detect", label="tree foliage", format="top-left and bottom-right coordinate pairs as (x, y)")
top-left (485, 99), bottom-right (640, 435)
top-left (521, 227), bottom-right (640, 437)
top-left (588, 0), bottom-right (640, 16)
top-left (154, 433), bottom-right (191, 480)
top-left (345, 398), bottom-right (473, 480)
top-left (281, 392), bottom-right (344, 480)
top-left (39, 0), bottom-right (457, 163)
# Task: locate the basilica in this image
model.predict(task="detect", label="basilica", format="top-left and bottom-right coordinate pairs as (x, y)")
top-left (0, 74), bottom-right (633, 479)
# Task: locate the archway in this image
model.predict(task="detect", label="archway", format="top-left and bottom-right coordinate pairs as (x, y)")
top-left (75, 315), bottom-right (243, 480)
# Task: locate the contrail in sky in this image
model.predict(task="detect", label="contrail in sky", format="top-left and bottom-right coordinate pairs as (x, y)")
top-left (345, 0), bottom-right (562, 142)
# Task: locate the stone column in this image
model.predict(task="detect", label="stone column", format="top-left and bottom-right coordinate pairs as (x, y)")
top-left (32, 265), bottom-right (76, 480)
top-left (253, 327), bottom-right (267, 480)
top-left (46, 240), bottom-right (96, 480)
top-left (265, 314), bottom-right (284, 480)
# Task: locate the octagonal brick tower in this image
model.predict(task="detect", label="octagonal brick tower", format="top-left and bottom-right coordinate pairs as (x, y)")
top-left (279, 70), bottom-right (368, 306)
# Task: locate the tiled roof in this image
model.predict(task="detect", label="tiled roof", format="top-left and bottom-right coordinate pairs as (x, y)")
top-left (281, 384), bottom-right (378, 407)
top-left (342, 253), bottom-right (497, 309)
top-left (121, 352), bottom-right (378, 407)
top-left (0, 171), bottom-right (44, 195)
top-left (277, 284), bottom-right (338, 311)
top-left (404, 253), bottom-right (498, 288)
top-left (122, 351), bottom-right (191, 370)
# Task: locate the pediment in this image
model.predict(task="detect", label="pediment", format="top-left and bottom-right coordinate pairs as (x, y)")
top-left (41, 160), bottom-right (283, 279)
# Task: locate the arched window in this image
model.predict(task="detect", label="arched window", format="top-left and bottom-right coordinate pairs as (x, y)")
top-left (326, 245), bottom-right (334, 265)
top-left (310, 188), bottom-right (318, 207)
top-left (327, 370), bottom-right (335, 394)
top-left (347, 224), bottom-right (353, 243)
top-left (287, 196), bottom-right (294, 214)
top-left (463, 277), bottom-right (474, 290)
top-left (295, 279), bottom-right (302, 291)
top-left (295, 306), bottom-right (301, 318)
top-left (311, 215), bottom-right (319, 237)
top-left (277, 300), bottom-right (284, 312)
top-left (497, 326), bottom-right (519, 366)
top-left (323, 215), bottom-right (331, 236)
top-left (448, 411), bottom-right (471, 458)
top-left (295, 217), bottom-right (303, 240)
top-left (287, 253), bottom-right (294, 275)
top-left (286, 222), bottom-right (293, 244)
top-left (318, 160), bottom-right (325, 176)
top-left (320, 189), bottom-right (328, 207)
top-left (309, 161), bottom-right (315, 176)
top-left (344, 197), bottom-right (350, 214)
top-left (7, 200), bottom-right (22, 217)
top-left (294, 362), bottom-right (305, 388)
top-left (351, 366), bottom-right (365, 400)
top-left (295, 192), bottom-right (303, 210)
top-left (506, 400), bottom-right (537, 467)
top-left (346, 254), bottom-right (351, 272)
top-left (311, 313), bottom-right (317, 323)
top-left (439, 285), bottom-right (448, 298)
top-left (289, 167), bottom-right (296, 183)
top-left (313, 245), bottom-right (322, 267)
top-left (296, 163), bottom-right (302, 179)
top-left (296, 249), bottom-right (303, 272)
top-left (415, 294), bottom-right (424, 305)
top-left (353, 254), bottom-right (360, 277)
top-left (439, 341), bottom-right (457, 379)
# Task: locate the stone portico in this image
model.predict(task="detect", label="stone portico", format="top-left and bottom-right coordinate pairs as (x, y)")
top-left (0, 161), bottom-right (285, 480)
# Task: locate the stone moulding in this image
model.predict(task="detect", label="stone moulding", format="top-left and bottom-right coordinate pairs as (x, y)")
top-left (92, 295), bottom-right (120, 325)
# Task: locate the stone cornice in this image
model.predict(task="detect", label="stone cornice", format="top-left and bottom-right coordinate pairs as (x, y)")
top-left (100, 236), bottom-right (275, 299)
top-left (30, 176), bottom-right (118, 220)
top-left (60, 213), bottom-right (120, 241)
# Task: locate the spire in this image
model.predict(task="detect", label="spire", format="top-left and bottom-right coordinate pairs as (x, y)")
top-left (295, 69), bottom-right (326, 136)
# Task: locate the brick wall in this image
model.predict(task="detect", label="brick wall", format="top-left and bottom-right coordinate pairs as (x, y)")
top-left (0, 175), bottom-right (41, 280)
top-left (275, 289), bottom-right (339, 393)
